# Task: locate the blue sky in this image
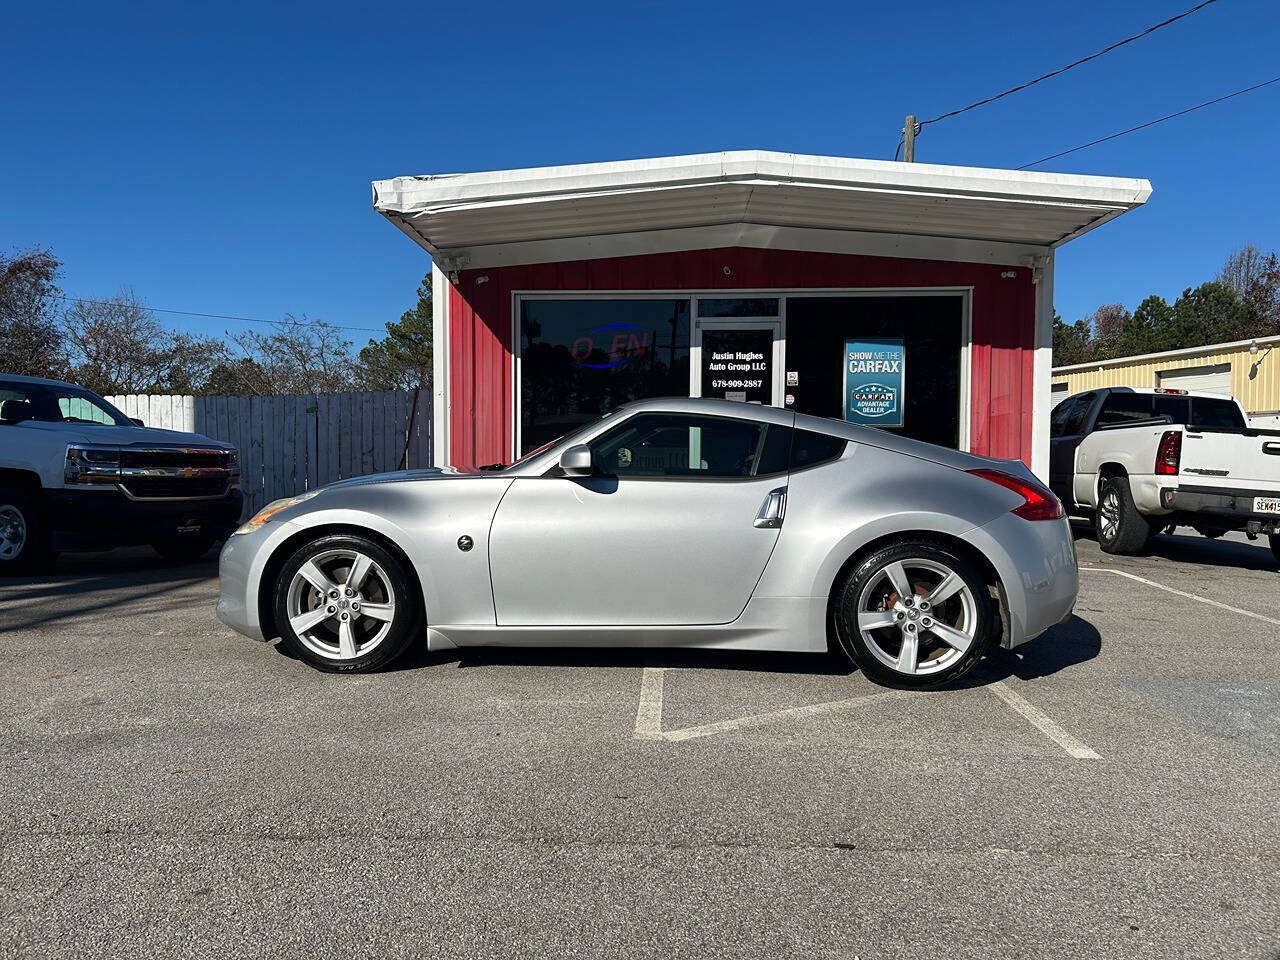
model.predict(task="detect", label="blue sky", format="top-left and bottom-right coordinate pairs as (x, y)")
top-left (3, 0), bottom-right (1277, 345)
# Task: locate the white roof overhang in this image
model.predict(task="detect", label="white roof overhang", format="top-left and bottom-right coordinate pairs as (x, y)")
top-left (372, 150), bottom-right (1151, 271)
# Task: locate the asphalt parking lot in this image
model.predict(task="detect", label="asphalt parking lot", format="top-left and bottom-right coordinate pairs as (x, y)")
top-left (3, 528), bottom-right (1279, 959)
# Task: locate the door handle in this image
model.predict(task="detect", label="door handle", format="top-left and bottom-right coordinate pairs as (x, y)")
top-left (754, 487), bottom-right (787, 528)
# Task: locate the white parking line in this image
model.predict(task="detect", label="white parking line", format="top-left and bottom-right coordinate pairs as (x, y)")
top-left (1080, 567), bottom-right (1280, 627)
top-left (987, 680), bottom-right (1101, 759)
top-left (632, 665), bottom-right (910, 742)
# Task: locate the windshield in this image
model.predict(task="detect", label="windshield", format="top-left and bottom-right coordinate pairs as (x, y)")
top-left (0, 380), bottom-right (132, 426)
top-left (501, 408), bottom-right (623, 473)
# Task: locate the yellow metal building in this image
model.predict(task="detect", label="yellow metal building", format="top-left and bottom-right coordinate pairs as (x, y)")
top-left (1052, 334), bottom-right (1280, 426)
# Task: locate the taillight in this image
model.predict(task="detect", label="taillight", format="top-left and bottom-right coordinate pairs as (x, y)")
top-left (968, 468), bottom-right (1064, 521)
top-left (1155, 430), bottom-right (1181, 476)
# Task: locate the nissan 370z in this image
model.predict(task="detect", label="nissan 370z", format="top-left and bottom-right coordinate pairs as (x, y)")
top-left (217, 398), bottom-right (1077, 689)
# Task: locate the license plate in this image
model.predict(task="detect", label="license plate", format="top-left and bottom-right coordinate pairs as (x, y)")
top-left (1253, 497), bottom-right (1280, 514)
top-left (177, 523), bottom-right (202, 534)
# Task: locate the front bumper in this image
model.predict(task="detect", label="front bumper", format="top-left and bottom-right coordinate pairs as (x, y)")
top-left (215, 520), bottom-right (288, 641)
top-left (45, 487), bottom-right (244, 551)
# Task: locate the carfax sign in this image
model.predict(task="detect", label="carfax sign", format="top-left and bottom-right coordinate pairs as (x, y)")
top-left (843, 338), bottom-right (905, 427)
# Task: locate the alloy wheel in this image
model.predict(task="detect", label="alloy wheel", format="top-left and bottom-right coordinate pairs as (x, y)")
top-left (855, 558), bottom-right (978, 677)
top-left (285, 549), bottom-right (396, 660)
top-left (0, 505), bottom-right (26, 561)
top-left (1098, 489), bottom-right (1120, 542)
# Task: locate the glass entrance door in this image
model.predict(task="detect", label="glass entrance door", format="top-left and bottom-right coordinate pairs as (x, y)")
top-left (692, 318), bottom-right (783, 406)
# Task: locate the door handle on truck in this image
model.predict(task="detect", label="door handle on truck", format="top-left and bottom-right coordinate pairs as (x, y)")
top-left (1263, 442), bottom-right (1280, 456)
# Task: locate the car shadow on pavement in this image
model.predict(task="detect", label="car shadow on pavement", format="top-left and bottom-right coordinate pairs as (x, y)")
top-left (1070, 519), bottom-right (1277, 572)
top-left (271, 613), bottom-right (1103, 685)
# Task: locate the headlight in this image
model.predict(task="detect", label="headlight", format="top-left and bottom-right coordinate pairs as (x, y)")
top-left (232, 490), bottom-right (321, 535)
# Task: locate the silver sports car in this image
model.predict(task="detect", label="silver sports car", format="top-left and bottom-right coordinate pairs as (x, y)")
top-left (217, 398), bottom-right (1077, 688)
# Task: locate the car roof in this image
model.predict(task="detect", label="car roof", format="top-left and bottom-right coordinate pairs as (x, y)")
top-left (0, 373), bottom-right (82, 389)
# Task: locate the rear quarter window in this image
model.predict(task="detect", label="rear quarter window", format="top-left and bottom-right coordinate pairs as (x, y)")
top-left (1189, 397), bottom-right (1246, 430)
top-left (790, 430), bottom-right (846, 470)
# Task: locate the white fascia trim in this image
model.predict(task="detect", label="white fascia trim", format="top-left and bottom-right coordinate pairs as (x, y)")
top-left (1052, 333), bottom-right (1280, 374)
top-left (409, 223), bottom-right (1052, 271)
top-left (372, 149), bottom-right (1151, 213)
top-left (1030, 253), bottom-right (1055, 482)
top-left (431, 261), bottom-right (450, 467)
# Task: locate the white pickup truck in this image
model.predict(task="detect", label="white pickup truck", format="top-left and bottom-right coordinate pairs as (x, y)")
top-left (1049, 387), bottom-right (1280, 560)
top-left (0, 374), bottom-right (243, 573)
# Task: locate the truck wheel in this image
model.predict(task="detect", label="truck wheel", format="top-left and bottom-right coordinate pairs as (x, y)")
top-left (1270, 535), bottom-right (1280, 568)
top-left (0, 487), bottom-right (48, 576)
top-left (1096, 475), bottom-right (1149, 555)
top-left (152, 537), bottom-right (217, 563)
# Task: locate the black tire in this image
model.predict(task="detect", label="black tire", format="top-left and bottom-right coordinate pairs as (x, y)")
top-left (272, 533), bottom-right (420, 673)
top-left (1270, 534), bottom-right (1280, 568)
top-left (833, 540), bottom-right (993, 690)
top-left (1095, 475), bottom-right (1150, 555)
top-left (151, 536), bottom-right (217, 563)
top-left (0, 486), bottom-right (49, 576)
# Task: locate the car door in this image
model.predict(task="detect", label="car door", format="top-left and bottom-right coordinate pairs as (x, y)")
top-left (1049, 393), bottom-right (1093, 506)
top-left (488, 410), bottom-right (793, 626)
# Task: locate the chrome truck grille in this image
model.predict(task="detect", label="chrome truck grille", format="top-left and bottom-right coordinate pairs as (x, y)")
top-left (65, 445), bottom-right (240, 501)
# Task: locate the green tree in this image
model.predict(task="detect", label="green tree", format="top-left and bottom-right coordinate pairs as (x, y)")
top-left (1167, 282), bottom-right (1249, 351)
top-left (1052, 313), bottom-right (1093, 366)
top-left (0, 247), bottom-right (66, 378)
top-left (358, 272), bottom-right (432, 389)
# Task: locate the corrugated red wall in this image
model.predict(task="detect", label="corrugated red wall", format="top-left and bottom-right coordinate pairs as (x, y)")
top-left (448, 247), bottom-right (1035, 468)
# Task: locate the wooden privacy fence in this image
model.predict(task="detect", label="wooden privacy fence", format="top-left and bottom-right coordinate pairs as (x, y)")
top-left (108, 389), bottom-right (432, 519)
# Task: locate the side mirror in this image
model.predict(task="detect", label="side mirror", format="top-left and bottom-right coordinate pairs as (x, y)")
top-left (558, 444), bottom-right (594, 477)
top-left (130, 417), bottom-right (145, 427)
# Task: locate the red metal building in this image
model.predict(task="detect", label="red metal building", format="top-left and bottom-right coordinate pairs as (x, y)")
top-left (373, 151), bottom-right (1150, 478)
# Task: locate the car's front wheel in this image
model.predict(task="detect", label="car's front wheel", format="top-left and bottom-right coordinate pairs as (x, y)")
top-left (834, 541), bottom-right (993, 689)
top-left (273, 533), bottom-right (420, 673)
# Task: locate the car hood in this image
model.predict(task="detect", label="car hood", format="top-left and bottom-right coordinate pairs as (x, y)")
top-left (21, 420), bottom-right (232, 450)
top-left (321, 467), bottom-right (485, 490)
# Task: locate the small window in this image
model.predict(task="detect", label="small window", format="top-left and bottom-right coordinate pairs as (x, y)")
top-left (1096, 392), bottom-right (1154, 427)
top-left (697, 298), bottom-right (780, 318)
top-left (1050, 393), bottom-right (1093, 438)
top-left (588, 412), bottom-right (785, 479)
top-left (790, 429), bottom-right (846, 469)
top-left (1189, 396), bottom-right (1246, 430)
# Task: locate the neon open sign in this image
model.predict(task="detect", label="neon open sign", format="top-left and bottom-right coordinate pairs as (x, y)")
top-left (570, 322), bottom-right (652, 370)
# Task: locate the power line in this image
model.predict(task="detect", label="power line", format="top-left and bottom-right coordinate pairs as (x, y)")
top-left (56, 294), bottom-right (386, 334)
top-left (920, 0), bottom-right (1219, 128)
top-left (1017, 75), bottom-right (1280, 169)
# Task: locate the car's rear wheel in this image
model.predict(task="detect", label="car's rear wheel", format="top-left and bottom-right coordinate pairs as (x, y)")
top-left (0, 487), bottom-right (49, 576)
top-left (273, 533), bottom-right (419, 673)
top-left (1095, 475), bottom-right (1150, 555)
top-left (834, 541), bottom-right (993, 689)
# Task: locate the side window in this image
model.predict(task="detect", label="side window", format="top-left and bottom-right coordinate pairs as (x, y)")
top-left (1095, 392), bottom-right (1153, 427)
top-left (1061, 393), bottom-right (1094, 436)
top-left (1049, 397), bottom-right (1075, 438)
top-left (588, 413), bottom-right (786, 478)
top-left (790, 429), bottom-right (846, 470)
top-left (0, 384), bottom-right (37, 425)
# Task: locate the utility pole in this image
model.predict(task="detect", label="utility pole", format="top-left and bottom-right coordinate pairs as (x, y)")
top-left (902, 114), bottom-right (916, 162)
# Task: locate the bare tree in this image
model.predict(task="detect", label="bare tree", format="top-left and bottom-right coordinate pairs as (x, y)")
top-left (63, 290), bottom-right (223, 395)
top-left (1218, 244), bottom-right (1280, 333)
top-left (213, 314), bottom-right (356, 395)
top-left (0, 247), bottom-right (67, 377)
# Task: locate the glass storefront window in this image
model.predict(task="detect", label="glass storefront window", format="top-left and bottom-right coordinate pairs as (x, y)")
top-left (697, 298), bottom-right (779, 318)
top-left (519, 299), bottom-right (691, 454)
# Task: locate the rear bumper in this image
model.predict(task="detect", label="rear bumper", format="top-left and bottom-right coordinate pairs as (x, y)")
top-left (1165, 485), bottom-right (1280, 533)
top-left (967, 513), bottom-right (1078, 648)
top-left (45, 487), bottom-right (244, 551)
